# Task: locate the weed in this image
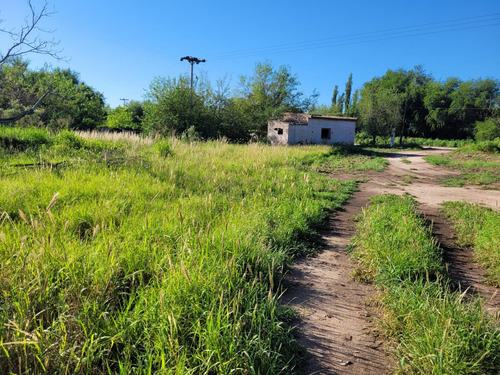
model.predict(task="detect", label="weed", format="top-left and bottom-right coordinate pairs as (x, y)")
top-left (425, 149), bottom-right (500, 188)
top-left (442, 202), bottom-right (500, 286)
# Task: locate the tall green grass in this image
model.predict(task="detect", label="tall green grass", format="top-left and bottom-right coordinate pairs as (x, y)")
top-left (442, 202), bottom-right (500, 287)
top-left (0, 128), bottom-right (369, 374)
top-left (350, 194), bottom-right (500, 374)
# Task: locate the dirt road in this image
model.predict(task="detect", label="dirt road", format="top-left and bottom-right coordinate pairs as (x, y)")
top-left (283, 148), bottom-right (500, 374)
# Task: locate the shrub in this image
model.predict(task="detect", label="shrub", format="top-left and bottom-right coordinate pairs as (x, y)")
top-left (475, 118), bottom-right (500, 141)
top-left (155, 138), bottom-right (173, 157)
top-left (0, 127), bottom-right (52, 151)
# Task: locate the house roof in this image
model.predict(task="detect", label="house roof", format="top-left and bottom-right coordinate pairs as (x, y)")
top-left (281, 112), bottom-right (357, 123)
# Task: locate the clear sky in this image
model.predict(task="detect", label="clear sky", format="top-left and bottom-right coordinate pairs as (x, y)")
top-left (2, 0), bottom-right (500, 108)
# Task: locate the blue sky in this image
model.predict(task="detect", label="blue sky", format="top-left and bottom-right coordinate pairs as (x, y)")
top-left (2, 0), bottom-right (500, 108)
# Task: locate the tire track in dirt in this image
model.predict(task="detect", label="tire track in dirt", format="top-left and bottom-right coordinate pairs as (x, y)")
top-left (282, 185), bottom-right (393, 374)
top-left (283, 147), bottom-right (499, 374)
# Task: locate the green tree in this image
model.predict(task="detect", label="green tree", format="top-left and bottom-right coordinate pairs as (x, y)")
top-left (423, 78), bottom-right (458, 137)
top-left (0, 60), bottom-right (105, 129)
top-left (448, 79), bottom-right (499, 138)
top-left (475, 117), bottom-right (500, 141)
top-left (143, 75), bottom-right (199, 135)
top-left (106, 107), bottom-right (135, 130)
top-left (236, 61), bottom-right (317, 135)
top-left (0, 0), bottom-right (66, 124)
top-left (331, 85), bottom-right (338, 107)
top-left (337, 93), bottom-right (345, 114)
top-left (358, 84), bottom-right (403, 145)
top-left (126, 100), bottom-right (144, 129)
top-left (359, 67), bottom-right (430, 141)
top-left (344, 73), bottom-right (353, 111)
top-left (348, 89), bottom-right (360, 117)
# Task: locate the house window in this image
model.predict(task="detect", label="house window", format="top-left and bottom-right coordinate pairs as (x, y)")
top-left (274, 128), bottom-right (283, 135)
top-left (321, 128), bottom-right (331, 139)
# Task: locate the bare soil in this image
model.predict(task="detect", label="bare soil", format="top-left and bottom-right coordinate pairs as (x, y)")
top-left (284, 147), bottom-right (500, 374)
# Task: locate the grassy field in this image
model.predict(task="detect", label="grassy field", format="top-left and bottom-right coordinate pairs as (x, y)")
top-left (349, 194), bottom-right (500, 374)
top-left (424, 141), bottom-right (500, 188)
top-left (0, 127), bottom-right (387, 374)
top-left (442, 202), bottom-right (500, 287)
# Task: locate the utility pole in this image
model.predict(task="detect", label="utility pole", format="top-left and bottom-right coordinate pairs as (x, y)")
top-left (180, 56), bottom-right (206, 115)
top-left (120, 98), bottom-right (129, 107)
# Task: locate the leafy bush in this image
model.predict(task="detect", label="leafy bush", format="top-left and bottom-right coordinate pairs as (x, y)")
top-left (458, 140), bottom-right (500, 154)
top-left (475, 118), bottom-right (500, 141)
top-left (155, 138), bottom-right (173, 157)
top-left (0, 126), bottom-right (52, 151)
top-left (355, 131), bottom-right (474, 148)
top-left (105, 107), bottom-right (136, 130)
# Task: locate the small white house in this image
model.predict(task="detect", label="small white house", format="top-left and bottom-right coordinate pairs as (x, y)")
top-left (268, 113), bottom-right (356, 145)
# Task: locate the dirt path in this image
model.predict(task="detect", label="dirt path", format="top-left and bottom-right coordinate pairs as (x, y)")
top-left (284, 147), bottom-right (500, 374)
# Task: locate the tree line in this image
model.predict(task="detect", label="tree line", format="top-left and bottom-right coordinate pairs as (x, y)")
top-left (0, 59), bottom-right (318, 141)
top-left (316, 67), bottom-right (499, 144)
top-left (1, 59), bottom-right (499, 142)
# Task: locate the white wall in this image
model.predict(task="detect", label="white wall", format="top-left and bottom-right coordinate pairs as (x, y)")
top-left (289, 119), bottom-right (355, 145)
top-left (268, 121), bottom-right (290, 145)
top-left (268, 118), bottom-right (356, 145)
top-left (311, 118), bottom-right (355, 145)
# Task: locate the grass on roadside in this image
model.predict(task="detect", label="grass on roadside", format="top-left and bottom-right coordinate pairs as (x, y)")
top-left (355, 132), bottom-right (474, 148)
top-left (441, 202), bottom-right (500, 287)
top-left (0, 127), bottom-right (385, 374)
top-left (308, 144), bottom-right (388, 174)
top-left (350, 194), bottom-right (500, 374)
top-left (424, 142), bottom-right (500, 188)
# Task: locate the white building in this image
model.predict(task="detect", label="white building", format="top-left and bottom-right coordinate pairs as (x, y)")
top-left (268, 113), bottom-right (357, 145)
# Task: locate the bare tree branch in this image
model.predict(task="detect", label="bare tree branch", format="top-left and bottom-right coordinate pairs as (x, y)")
top-left (0, 0), bottom-right (64, 66)
top-left (0, 91), bottom-right (65, 124)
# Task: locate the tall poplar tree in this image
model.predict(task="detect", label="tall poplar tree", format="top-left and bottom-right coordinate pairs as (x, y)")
top-left (331, 85), bottom-right (338, 107)
top-left (344, 73), bottom-right (353, 110)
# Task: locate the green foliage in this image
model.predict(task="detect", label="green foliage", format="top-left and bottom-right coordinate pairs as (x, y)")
top-left (355, 132), bottom-right (474, 148)
top-left (0, 59), bottom-right (106, 130)
top-left (350, 194), bottom-right (500, 374)
top-left (143, 62), bottom-right (318, 140)
top-left (425, 147), bottom-right (500, 187)
top-left (356, 67), bottom-right (499, 142)
top-left (53, 130), bottom-right (124, 154)
top-left (442, 202), bottom-right (500, 286)
top-left (106, 106), bottom-right (136, 130)
top-left (475, 118), bottom-right (500, 141)
top-left (143, 75), bottom-right (199, 136)
top-left (0, 126), bottom-right (52, 151)
top-left (357, 85), bottom-right (403, 144)
top-left (324, 75), bottom-right (357, 116)
top-left (126, 100), bottom-right (145, 128)
top-left (154, 138), bottom-right (173, 157)
top-left (462, 140), bottom-right (500, 154)
top-left (344, 73), bottom-right (353, 111)
top-left (0, 129), bottom-right (382, 373)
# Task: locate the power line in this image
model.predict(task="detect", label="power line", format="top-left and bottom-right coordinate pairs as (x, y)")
top-left (205, 13), bottom-right (500, 61)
